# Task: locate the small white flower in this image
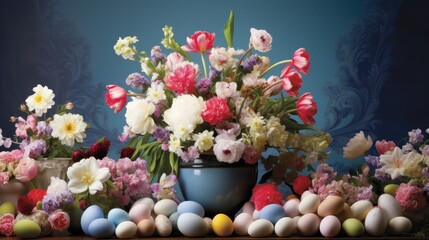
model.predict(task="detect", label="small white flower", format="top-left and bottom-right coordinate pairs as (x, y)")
top-left (168, 135), bottom-right (183, 156)
top-left (140, 57), bottom-right (153, 75)
top-left (50, 113), bottom-right (87, 147)
top-left (213, 136), bottom-right (245, 163)
top-left (242, 72), bottom-right (266, 86)
top-left (47, 177), bottom-right (68, 195)
top-left (193, 130), bottom-right (214, 152)
top-left (146, 82), bottom-right (166, 104)
top-left (380, 147), bottom-right (424, 179)
top-left (215, 82), bottom-right (240, 99)
top-left (67, 157), bottom-right (111, 195)
top-left (249, 28), bottom-right (272, 53)
top-left (343, 131), bottom-right (373, 159)
top-left (114, 36), bottom-right (138, 60)
top-left (25, 84), bottom-right (55, 117)
top-left (125, 99), bottom-right (156, 135)
top-left (209, 47), bottom-right (244, 71)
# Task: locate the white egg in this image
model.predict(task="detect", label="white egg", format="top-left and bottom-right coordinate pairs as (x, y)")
top-left (132, 197), bottom-right (155, 211)
top-left (177, 213), bottom-right (207, 237)
top-left (350, 200), bottom-right (373, 221)
top-left (274, 217), bottom-right (295, 237)
top-left (253, 209), bottom-right (260, 220)
top-left (234, 212), bottom-right (253, 235)
top-left (242, 201), bottom-right (255, 215)
top-left (364, 207), bottom-right (387, 236)
top-left (248, 219), bottom-right (273, 237)
top-left (319, 215), bottom-right (341, 238)
top-left (154, 199), bottom-right (178, 217)
top-left (388, 216), bottom-right (412, 235)
top-left (297, 213), bottom-right (320, 236)
top-left (155, 215), bottom-right (172, 237)
top-left (378, 194), bottom-right (401, 221)
top-left (298, 193), bottom-right (320, 214)
top-left (283, 198), bottom-right (300, 217)
top-left (300, 190), bottom-right (313, 199)
top-left (115, 221), bottom-right (137, 239)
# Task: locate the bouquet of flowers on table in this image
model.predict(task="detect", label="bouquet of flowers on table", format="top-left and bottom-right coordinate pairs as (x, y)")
top-left (105, 11), bottom-right (331, 185)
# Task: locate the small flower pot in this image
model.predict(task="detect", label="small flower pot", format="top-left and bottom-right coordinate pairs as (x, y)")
top-left (35, 158), bottom-right (72, 189)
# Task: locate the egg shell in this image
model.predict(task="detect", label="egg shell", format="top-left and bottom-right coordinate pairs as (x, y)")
top-left (350, 200), bottom-right (373, 221)
top-left (342, 218), bottom-right (365, 237)
top-left (132, 197), bottom-right (155, 211)
top-left (384, 184), bottom-right (400, 196)
top-left (283, 198), bottom-right (300, 217)
top-left (388, 216), bottom-right (412, 235)
top-left (317, 195), bottom-right (344, 217)
top-left (292, 216), bottom-right (301, 234)
top-left (336, 203), bottom-right (353, 222)
top-left (212, 213), bottom-right (234, 237)
top-left (154, 199), bottom-right (178, 217)
top-left (155, 214), bottom-right (172, 237)
top-left (365, 207), bottom-right (387, 236)
top-left (253, 209), bottom-right (260, 219)
top-left (274, 217), bottom-right (295, 237)
top-left (297, 213), bottom-right (320, 236)
top-left (0, 201), bottom-right (16, 216)
top-left (169, 211), bottom-right (180, 231)
top-left (137, 219), bottom-right (155, 237)
top-left (300, 190), bottom-right (313, 199)
top-left (81, 205), bottom-right (105, 235)
top-left (248, 219), bottom-right (274, 237)
top-left (177, 201), bottom-right (205, 217)
top-left (234, 212), bottom-right (253, 235)
top-left (129, 204), bottom-right (151, 224)
top-left (298, 193), bottom-right (320, 214)
top-left (177, 213), bottom-right (207, 237)
top-left (259, 204), bottom-right (286, 224)
top-left (13, 219), bottom-right (41, 238)
top-left (319, 215), bottom-right (341, 237)
top-left (16, 210), bottom-right (51, 236)
top-left (204, 217), bottom-right (213, 234)
top-left (88, 218), bottom-right (115, 238)
top-left (108, 208), bottom-right (131, 227)
top-left (115, 221), bottom-right (137, 239)
top-left (378, 193), bottom-right (402, 221)
top-left (242, 201), bottom-right (255, 215)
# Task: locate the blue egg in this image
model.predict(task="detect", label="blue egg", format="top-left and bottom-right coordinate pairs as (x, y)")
top-left (88, 218), bottom-right (115, 238)
top-left (169, 212), bottom-right (180, 231)
top-left (81, 205), bottom-right (105, 235)
top-left (177, 201), bottom-right (205, 217)
top-left (259, 204), bottom-right (286, 224)
top-left (108, 208), bottom-right (130, 227)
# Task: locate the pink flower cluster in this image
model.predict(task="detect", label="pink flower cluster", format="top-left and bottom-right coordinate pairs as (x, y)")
top-left (0, 213), bottom-right (15, 236)
top-left (98, 157), bottom-right (152, 207)
top-left (0, 149), bottom-right (38, 185)
top-left (395, 183), bottom-right (427, 212)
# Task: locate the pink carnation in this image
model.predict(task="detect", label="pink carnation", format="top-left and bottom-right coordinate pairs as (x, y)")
top-left (395, 183), bottom-right (426, 212)
top-left (201, 97), bottom-right (232, 125)
top-left (165, 64), bottom-right (196, 95)
top-left (0, 172), bottom-right (10, 185)
top-left (0, 213), bottom-right (15, 236)
top-left (0, 149), bottom-right (24, 163)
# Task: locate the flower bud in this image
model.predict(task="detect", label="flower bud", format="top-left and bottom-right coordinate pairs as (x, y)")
top-left (9, 116), bottom-right (16, 122)
top-left (19, 104), bottom-right (28, 112)
top-left (65, 102), bottom-right (74, 110)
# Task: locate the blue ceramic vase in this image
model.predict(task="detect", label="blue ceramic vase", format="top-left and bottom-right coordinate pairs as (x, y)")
top-left (178, 154), bottom-right (258, 217)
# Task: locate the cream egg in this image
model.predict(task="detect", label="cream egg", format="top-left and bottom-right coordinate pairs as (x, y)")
top-left (298, 193), bottom-right (320, 214)
top-left (350, 200), bottom-right (373, 221)
top-left (365, 207), bottom-right (387, 236)
top-left (248, 219), bottom-right (274, 237)
top-left (274, 217), bottom-right (295, 237)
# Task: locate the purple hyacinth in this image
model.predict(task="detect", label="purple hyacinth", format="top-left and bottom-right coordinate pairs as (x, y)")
top-left (152, 127), bottom-right (171, 142)
top-left (24, 139), bottom-right (47, 158)
top-left (364, 155), bottom-right (381, 168)
top-left (36, 121), bottom-right (52, 137)
top-left (42, 190), bottom-right (74, 213)
top-left (196, 78), bottom-right (212, 95)
top-left (151, 46), bottom-right (166, 65)
top-left (408, 128), bottom-right (424, 145)
top-left (242, 55), bottom-right (261, 73)
top-left (421, 145), bottom-right (429, 156)
top-left (208, 66), bottom-right (221, 81)
top-left (126, 73), bottom-right (149, 90)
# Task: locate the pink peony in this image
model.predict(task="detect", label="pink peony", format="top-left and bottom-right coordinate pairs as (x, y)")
top-left (296, 92), bottom-right (317, 125)
top-left (0, 172), bottom-right (9, 185)
top-left (105, 85), bottom-right (127, 113)
top-left (0, 149), bottom-right (23, 163)
top-left (249, 28), bottom-right (272, 53)
top-left (182, 31), bottom-right (215, 53)
top-left (213, 134), bottom-right (245, 164)
top-left (165, 64), bottom-right (197, 95)
top-left (282, 69), bottom-right (302, 97)
top-left (48, 210), bottom-right (70, 231)
top-left (0, 213), bottom-right (15, 236)
top-left (14, 157), bottom-right (38, 182)
top-left (375, 140), bottom-right (396, 155)
top-left (201, 97), bottom-right (232, 125)
top-left (395, 183), bottom-right (426, 212)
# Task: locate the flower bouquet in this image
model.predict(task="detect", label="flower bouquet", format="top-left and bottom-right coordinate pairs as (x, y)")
top-left (105, 11), bottom-right (331, 185)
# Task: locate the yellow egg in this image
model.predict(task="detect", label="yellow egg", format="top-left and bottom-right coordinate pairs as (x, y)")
top-left (384, 184), bottom-right (399, 196)
top-left (212, 214), bottom-right (234, 237)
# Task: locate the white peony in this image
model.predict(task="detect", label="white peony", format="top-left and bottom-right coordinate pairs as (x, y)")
top-left (249, 28), bottom-right (272, 53)
top-left (209, 47), bottom-right (244, 71)
top-left (215, 82), bottom-right (240, 99)
top-left (193, 130), bottom-right (214, 152)
top-left (67, 157), bottom-right (111, 195)
top-left (47, 177), bottom-right (68, 195)
top-left (163, 94), bottom-right (205, 140)
top-left (168, 134), bottom-right (183, 156)
top-left (125, 99), bottom-right (156, 135)
top-left (213, 134), bottom-right (245, 163)
top-left (25, 84), bottom-right (55, 117)
top-left (343, 131), bottom-right (373, 159)
top-left (50, 113), bottom-right (87, 147)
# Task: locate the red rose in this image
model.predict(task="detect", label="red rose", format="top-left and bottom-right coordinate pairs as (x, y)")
top-left (293, 175), bottom-right (312, 196)
top-left (17, 195), bottom-right (36, 215)
top-left (251, 183), bottom-right (283, 210)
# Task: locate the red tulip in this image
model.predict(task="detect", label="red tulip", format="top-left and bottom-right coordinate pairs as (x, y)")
top-left (282, 70), bottom-right (302, 97)
top-left (296, 92), bottom-right (317, 125)
top-left (375, 140), bottom-right (396, 155)
top-left (105, 85), bottom-right (127, 113)
top-left (292, 48), bottom-right (310, 74)
top-left (182, 31), bottom-right (215, 53)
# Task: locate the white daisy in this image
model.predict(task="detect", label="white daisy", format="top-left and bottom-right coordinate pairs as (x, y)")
top-left (49, 113), bottom-right (87, 147)
top-left (25, 84), bottom-right (55, 117)
top-left (67, 157), bottom-right (111, 195)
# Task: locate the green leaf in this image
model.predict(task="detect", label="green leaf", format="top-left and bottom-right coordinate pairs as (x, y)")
top-left (224, 10), bottom-right (234, 48)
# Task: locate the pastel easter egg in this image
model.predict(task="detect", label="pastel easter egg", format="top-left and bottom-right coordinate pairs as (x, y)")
top-left (365, 207), bottom-right (387, 236)
top-left (0, 201), bottom-right (16, 216)
top-left (129, 204), bottom-right (151, 224)
top-left (248, 219), bottom-right (274, 237)
top-left (204, 217), bottom-right (213, 234)
top-left (169, 211), bottom-right (180, 231)
top-left (297, 213), bottom-right (320, 236)
top-left (242, 201), bottom-right (255, 215)
top-left (283, 198), bottom-right (300, 217)
top-left (155, 214), bottom-right (172, 237)
top-left (177, 201), bottom-right (205, 217)
top-left (177, 213), bottom-right (207, 237)
top-left (300, 190), bottom-right (313, 199)
top-left (350, 200), bottom-right (373, 221)
top-left (274, 217), bottom-right (295, 237)
top-left (317, 195), bottom-right (344, 217)
top-left (384, 184), bottom-right (400, 196)
top-left (81, 205), bottom-right (105, 235)
top-left (342, 218), bottom-right (365, 237)
top-left (88, 218), bottom-right (115, 238)
top-left (13, 219), bottom-right (41, 238)
top-left (388, 216), bottom-right (412, 235)
top-left (377, 194), bottom-right (401, 221)
top-left (259, 204), bottom-right (286, 224)
top-left (298, 193), bottom-right (320, 214)
top-left (16, 210), bottom-right (51, 236)
top-left (115, 221), bottom-right (137, 239)
top-left (154, 199), bottom-right (178, 217)
top-left (132, 197), bottom-right (155, 211)
top-left (212, 213), bottom-right (234, 237)
top-left (234, 212), bottom-right (253, 235)
top-left (336, 203), bottom-right (353, 223)
top-left (108, 208), bottom-right (131, 227)
top-left (137, 219), bottom-right (155, 237)
top-left (319, 215), bottom-right (341, 238)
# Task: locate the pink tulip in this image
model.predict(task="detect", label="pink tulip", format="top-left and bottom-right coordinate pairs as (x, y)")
top-left (14, 157), bottom-right (38, 182)
top-left (282, 70), bottom-right (303, 97)
top-left (105, 85), bottom-right (127, 113)
top-left (292, 48), bottom-right (310, 74)
top-left (296, 92), bottom-right (317, 125)
top-left (375, 140), bottom-right (396, 155)
top-left (182, 31), bottom-right (215, 53)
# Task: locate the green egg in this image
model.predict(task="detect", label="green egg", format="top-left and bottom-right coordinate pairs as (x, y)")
top-left (342, 218), bottom-right (365, 237)
top-left (13, 219), bottom-right (41, 238)
top-left (0, 201), bottom-right (16, 216)
top-left (384, 184), bottom-right (399, 196)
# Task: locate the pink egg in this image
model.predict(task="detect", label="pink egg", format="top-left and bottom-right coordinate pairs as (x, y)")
top-left (129, 204), bottom-right (151, 224)
top-left (319, 215), bottom-right (341, 237)
top-left (297, 213), bottom-right (320, 236)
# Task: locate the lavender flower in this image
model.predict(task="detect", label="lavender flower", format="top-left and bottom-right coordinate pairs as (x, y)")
top-left (357, 186), bottom-right (373, 200)
top-left (208, 66), bottom-right (221, 81)
top-left (180, 146), bottom-right (200, 162)
top-left (152, 127), bottom-right (171, 142)
top-left (242, 55), bottom-right (261, 73)
top-left (42, 190), bottom-right (74, 213)
top-left (421, 145), bottom-right (429, 156)
top-left (196, 78), bottom-right (212, 95)
top-left (374, 168), bottom-right (391, 181)
top-left (408, 128), bottom-right (424, 144)
top-left (36, 121), bottom-right (52, 137)
top-left (151, 46), bottom-right (166, 64)
top-left (126, 73), bottom-right (149, 90)
top-left (24, 139), bottom-right (47, 158)
top-left (422, 167), bottom-right (429, 178)
top-left (364, 155), bottom-right (381, 168)
top-left (402, 143), bottom-right (414, 153)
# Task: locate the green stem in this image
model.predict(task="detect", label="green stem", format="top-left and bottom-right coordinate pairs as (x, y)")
top-left (259, 59), bottom-right (292, 78)
top-left (127, 93), bottom-right (144, 97)
top-left (201, 52), bottom-right (208, 78)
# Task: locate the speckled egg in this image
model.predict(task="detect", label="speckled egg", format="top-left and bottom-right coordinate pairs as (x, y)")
top-left (137, 219), bottom-right (155, 237)
top-left (319, 215), bottom-right (341, 237)
top-left (259, 204), bottom-right (286, 224)
top-left (297, 213), bottom-right (320, 236)
top-left (88, 218), bottom-right (115, 238)
top-left (155, 214), bottom-right (172, 237)
top-left (154, 199), bottom-right (178, 217)
top-left (177, 212), bottom-right (207, 237)
top-left (283, 198), bottom-right (300, 217)
top-left (108, 208), bottom-right (130, 227)
top-left (234, 212), bottom-right (253, 235)
top-left (274, 217), bottom-right (295, 237)
top-left (129, 203), bottom-right (151, 224)
top-left (248, 219), bottom-right (273, 237)
top-left (212, 213), bottom-right (234, 237)
top-left (13, 219), bottom-right (41, 238)
top-left (115, 221), bottom-right (137, 239)
top-left (81, 205), bottom-right (105, 235)
top-left (178, 201), bottom-right (205, 217)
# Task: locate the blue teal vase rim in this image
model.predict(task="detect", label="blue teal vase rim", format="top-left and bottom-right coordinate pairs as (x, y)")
top-left (179, 154), bottom-right (257, 168)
